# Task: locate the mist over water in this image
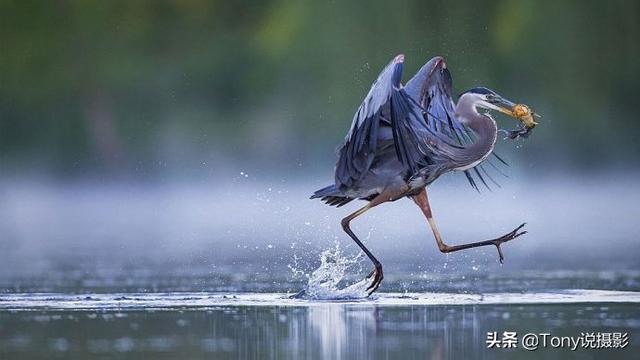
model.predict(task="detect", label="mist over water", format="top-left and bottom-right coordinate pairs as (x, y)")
top-left (1, 171), bottom-right (638, 294)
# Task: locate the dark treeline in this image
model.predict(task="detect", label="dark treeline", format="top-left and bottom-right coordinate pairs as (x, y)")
top-left (1, 0), bottom-right (638, 177)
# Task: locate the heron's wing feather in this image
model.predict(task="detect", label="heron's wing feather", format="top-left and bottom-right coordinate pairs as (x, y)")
top-left (335, 55), bottom-right (501, 191)
top-left (404, 58), bottom-right (466, 146)
top-left (336, 55), bottom-right (442, 189)
top-left (389, 89), bottom-right (447, 174)
top-left (335, 56), bottom-right (402, 189)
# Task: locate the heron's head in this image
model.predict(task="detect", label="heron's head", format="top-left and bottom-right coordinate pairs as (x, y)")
top-left (459, 87), bottom-right (539, 129)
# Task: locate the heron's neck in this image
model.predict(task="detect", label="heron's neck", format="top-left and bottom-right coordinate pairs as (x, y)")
top-left (451, 103), bottom-right (497, 170)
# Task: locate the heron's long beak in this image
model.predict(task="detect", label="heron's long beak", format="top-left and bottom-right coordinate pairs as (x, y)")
top-left (485, 96), bottom-right (539, 128)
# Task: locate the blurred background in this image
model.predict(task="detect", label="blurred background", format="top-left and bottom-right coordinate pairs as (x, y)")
top-left (1, 0), bottom-right (639, 293)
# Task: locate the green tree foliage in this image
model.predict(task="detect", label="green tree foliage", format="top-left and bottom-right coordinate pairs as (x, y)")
top-left (0, 0), bottom-right (638, 176)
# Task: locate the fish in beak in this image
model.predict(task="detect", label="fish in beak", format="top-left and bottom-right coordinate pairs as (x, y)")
top-left (485, 95), bottom-right (541, 139)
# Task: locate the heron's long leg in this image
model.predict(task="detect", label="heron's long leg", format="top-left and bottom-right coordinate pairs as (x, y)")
top-left (341, 188), bottom-right (407, 295)
top-left (411, 188), bottom-right (526, 263)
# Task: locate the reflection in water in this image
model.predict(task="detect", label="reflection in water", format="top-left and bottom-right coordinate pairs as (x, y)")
top-left (309, 305), bottom-right (377, 359)
top-left (1, 303), bottom-right (639, 359)
top-left (310, 306), bottom-right (347, 358)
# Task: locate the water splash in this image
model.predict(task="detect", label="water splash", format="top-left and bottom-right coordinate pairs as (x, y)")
top-left (294, 245), bottom-right (371, 300)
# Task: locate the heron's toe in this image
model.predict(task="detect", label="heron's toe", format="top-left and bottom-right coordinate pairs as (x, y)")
top-left (366, 267), bottom-right (384, 295)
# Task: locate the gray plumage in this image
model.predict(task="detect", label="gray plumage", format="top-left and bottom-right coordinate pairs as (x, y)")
top-left (306, 55), bottom-right (533, 296)
top-left (312, 55), bottom-right (506, 206)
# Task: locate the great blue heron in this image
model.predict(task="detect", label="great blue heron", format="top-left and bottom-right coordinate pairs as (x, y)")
top-left (311, 55), bottom-right (538, 295)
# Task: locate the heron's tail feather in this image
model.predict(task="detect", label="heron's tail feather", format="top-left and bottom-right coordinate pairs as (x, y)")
top-left (310, 184), bottom-right (354, 207)
top-left (310, 184), bottom-right (338, 199)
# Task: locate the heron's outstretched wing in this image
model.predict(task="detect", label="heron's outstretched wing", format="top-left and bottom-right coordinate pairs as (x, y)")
top-left (404, 57), bottom-right (467, 144)
top-left (335, 55), bottom-right (401, 189)
top-left (405, 57), bottom-right (508, 191)
top-left (335, 55), bottom-right (439, 190)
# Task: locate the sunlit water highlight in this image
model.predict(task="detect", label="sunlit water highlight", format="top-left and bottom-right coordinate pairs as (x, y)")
top-left (1, 290), bottom-right (639, 311)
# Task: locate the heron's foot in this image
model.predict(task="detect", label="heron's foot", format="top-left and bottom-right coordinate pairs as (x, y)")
top-left (490, 223), bottom-right (527, 264)
top-left (365, 264), bottom-right (384, 296)
top-left (289, 290), bottom-right (307, 299)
